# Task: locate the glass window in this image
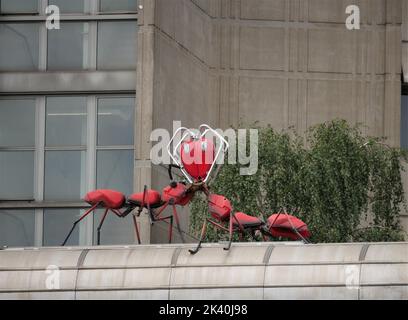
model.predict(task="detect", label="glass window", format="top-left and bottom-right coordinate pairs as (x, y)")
top-left (43, 209), bottom-right (81, 246)
top-left (48, 22), bottom-right (90, 70)
top-left (93, 209), bottom-right (135, 245)
top-left (97, 21), bottom-right (137, 70)
top-left (44, 151), bottom-right (86, 201)
top-left (0, 99), bottom-right (36, 147)
top-left (0, 0), bottom-right (38, 13)
top-left (46, 97), bottom-right (87, 147)
top-left (97, 150), bottom-right (133, 195)
top-left (99, 0), bottom-right (138, 12)
top-left (97, 97), bottom-right (135, 146)
top-left (0, 210), bottom-right (35, 248)
top-left (402, 96), bottom-right (408, 149)
top-left (48, 0), bottom-right (86, 13)
top-left (0, 23), bottom-right (39, 71)
top-left (0, 152), bottom-right (34, 200)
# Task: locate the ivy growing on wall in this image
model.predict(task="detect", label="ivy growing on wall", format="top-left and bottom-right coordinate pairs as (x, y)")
top-left (190, 120), bottom-right (408, 243)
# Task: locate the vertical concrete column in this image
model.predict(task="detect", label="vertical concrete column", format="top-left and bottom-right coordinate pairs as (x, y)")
top-left (384, 0), bottom-right (402, 147)
top-left (134, 0), bottom-right (156, 243)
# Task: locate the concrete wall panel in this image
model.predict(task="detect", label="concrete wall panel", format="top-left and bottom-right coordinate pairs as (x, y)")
top-left (361, 264), bottom-right (408, 285)
top-left (364, 243), bottom-right (408, 262)
top-left (268, 244), bottom-right (363, 264)
top-left (171, 266), bottom-right (265, 288)
top-left (170, 287), bottom-right (263, 300)
top-left (240, 0), bottom-right (286, 21)
top-left (238, 77), bottom-right (286, 127)
top-left (239, 27), bottom-right (286, 71)
top-left (360, 286), bottom-right (408, 300)
top-left (264, 287), bottom-right (358, 300)
top-left (265, 265), bottom-right (353, 286)
top-left (176, 244), bottom-right (268, 266)
top-left (0, 292), bottom-right (76, 300)
top-left (76, 268), bottom-right (171, 290)
top-left (76, 289), bottom-right (169, 300)
top-left (0, 249), bottom-right (82, 269)
top-left (307, 29), bottom-right (355, 73)
top-left (81, 247), bottom-right (175, 268)
top-left (306, 80), bottom-right (355, 127)
top-left (0, 270), bottom-right (77, 292)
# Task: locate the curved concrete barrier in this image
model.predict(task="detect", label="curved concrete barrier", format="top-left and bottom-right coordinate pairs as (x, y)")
top-left (0, 242), bottom-right (407, 300)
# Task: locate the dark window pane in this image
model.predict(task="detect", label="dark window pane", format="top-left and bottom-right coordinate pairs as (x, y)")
top-left (43, 209), bottom-right (82, 246)
top-left (0, 23), bottom-right (39, 71)
top-left (0, 210), bottom-right (35, 248)
top-left (48, 0), bottom-right (85, 13)
top-left (402, 96), bottom-right (408, 149)
top-left (97, 97), bottom-right (135, 146)
top-left (97, 150), bottom-right (133, 195)
top-left (44, 151), bottom-right (86, 201)
top-left (0, 99), bottom-right (36, 147)
top-left (97, 21), bottom-right (137, 70)
top-left (100, 0), bottom-right (137, 12)
top-left (93, 209), bottom-right (135, 245)
top-left (0, 152), bottom-right (34, 200)
top-left (48, 22), bottom-right (89, 70)
top-left (0, 0), bottom-right (38, 13)
top-left (46, 96), bottom-right (87, 147)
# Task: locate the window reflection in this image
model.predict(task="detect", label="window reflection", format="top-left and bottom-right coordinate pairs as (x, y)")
top-left (0, 23), bottom-right (39, 71)
top-left (97, 97), bottom-right (135, 146)
top-left (97, 150), bottom-right (133, 195)
top-left (0, 152), bottom-right (34, 200)
top-left (43, 209), bottom-right (81, 246)
top-left (48, 0), bottom-right (86, 13)
top-left (0, 210), bottom-right (35, 248)
top-left (0, 0), bottom-right (38, 13)
top-left (48, 22), bottom-right (90, 70)
top-left (93, 209), bottom-right (135, 245)
top-left (97, 21), bottom-right (137, 70)
top-left (44, 151), bottom-right (86, 201)
top-left (0, 99), bottom-right (36, 147)
top-left (99, 0), bottom-right (138, 12)
top-left (46, 96), bottom-right (87, 147)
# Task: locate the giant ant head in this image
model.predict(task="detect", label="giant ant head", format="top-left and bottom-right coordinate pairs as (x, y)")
top-left (167, 124), bottom-right (229, 185)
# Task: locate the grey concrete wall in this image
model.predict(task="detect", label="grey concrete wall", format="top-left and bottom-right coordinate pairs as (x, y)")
top-left (1, 242), bottom-right (407, 300)
top-left (401, 0), bottom-right (408, 221)
top-left (150, 0), bottom-right (220, 243)
top-left (138, 0), bottom-right (406, 243)
top-left (214, 0), bottom-right (401, 145)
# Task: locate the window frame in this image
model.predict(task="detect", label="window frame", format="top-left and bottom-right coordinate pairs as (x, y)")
top-left (0, 0), bottom-right (138, 72)
top-left (0, 0), bottom-right (138, 248)
top-left (0, 93), bottom-right (136, 247)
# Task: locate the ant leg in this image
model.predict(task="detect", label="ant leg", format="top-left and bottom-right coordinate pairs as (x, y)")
top-left (172, 205), bottom-right (185, 243)
top-left (189, 219), bottom-right (207, 255)
top-left (223, 211), bottom-right (234, 251)
top-left (62, 203), bottom-right (98, 246)
top-left (132, 214), bottom-right (141, 244)
top-left (168, 216), bottom-right (173, 243)
top-left (96, 208), bottom-right (109, 246)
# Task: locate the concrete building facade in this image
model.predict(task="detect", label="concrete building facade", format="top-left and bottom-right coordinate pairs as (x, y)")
top-left (138, 0), bottom-right (408, 243)
top-left (1, 0), bottom-right (408, 247)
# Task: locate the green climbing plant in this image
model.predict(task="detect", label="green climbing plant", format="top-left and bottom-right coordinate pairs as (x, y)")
top-left (190, 120), bottom-right (408, 243)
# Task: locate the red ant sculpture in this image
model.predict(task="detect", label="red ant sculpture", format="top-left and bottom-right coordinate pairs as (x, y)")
top-left (62, 124), bottom-right (311, 254)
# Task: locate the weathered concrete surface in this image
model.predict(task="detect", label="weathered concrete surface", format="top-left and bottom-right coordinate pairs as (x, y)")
top-left (0, 242), bottom-right (407, 300)
top-left (138, 0), bottom-right (406, 243)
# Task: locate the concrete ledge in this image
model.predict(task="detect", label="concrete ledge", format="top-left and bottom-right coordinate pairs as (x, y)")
top-left (0, 71), bottom-right (136, 94)
top-left (0, 242), bottom-right (407, 300)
